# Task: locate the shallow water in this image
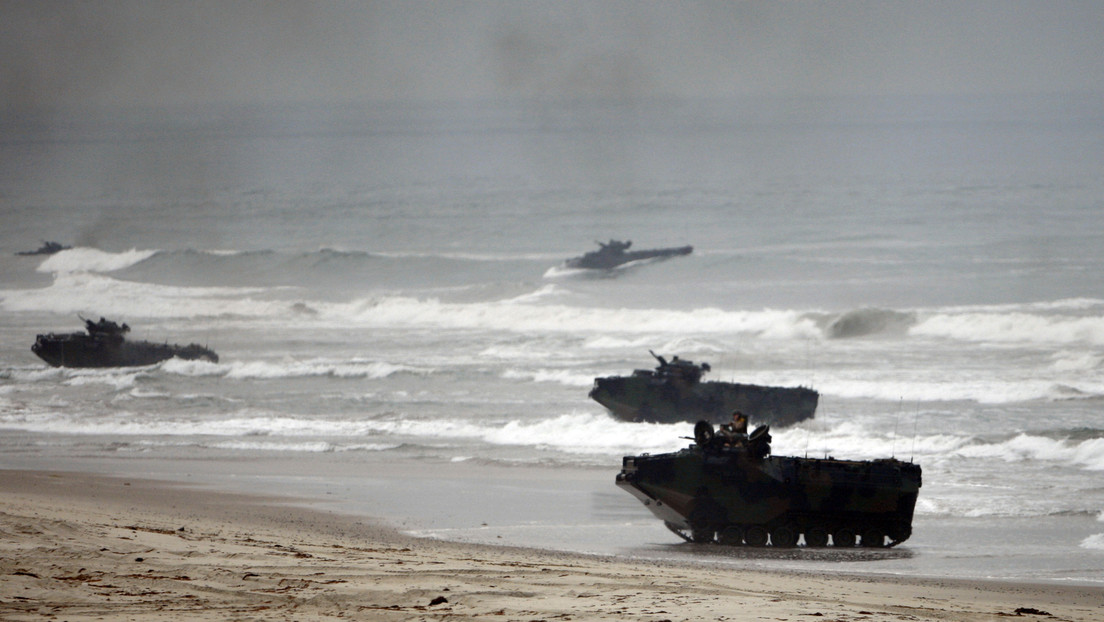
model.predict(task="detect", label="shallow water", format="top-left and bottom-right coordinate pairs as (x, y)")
top-left (2, 97), bottom-right (1103, 584)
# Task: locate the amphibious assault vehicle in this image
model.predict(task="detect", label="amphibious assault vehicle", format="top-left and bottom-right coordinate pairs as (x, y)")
top-left (15, 240), bottom-right (71, 256)
top-left (565, 239), bottom-right (692, 270)
top-left (616, 421), bottom-right (921, 547)
top-left (591, 351), bottom-right (818, 426)
top-left (32, 317), bottom-right (218, 368)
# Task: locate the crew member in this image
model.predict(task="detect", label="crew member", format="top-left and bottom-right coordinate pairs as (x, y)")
top-left (719, 410), bottom-right (749, 445)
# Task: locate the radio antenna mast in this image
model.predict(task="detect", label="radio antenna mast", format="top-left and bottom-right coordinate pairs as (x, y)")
top-left (891, 397), bottom-right (902, 458)
top-left (911, 403), bottom-right (920, 463)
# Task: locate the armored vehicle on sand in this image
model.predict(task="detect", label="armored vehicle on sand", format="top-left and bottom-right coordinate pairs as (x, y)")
top-left (591, 351), bottom-right (818, 426)
top-left (32, 317), bottom-right (218, 368)
top-left (616, 421), bottom-right (921, 547)
top-left (565, 239), bottom-right (692, 270)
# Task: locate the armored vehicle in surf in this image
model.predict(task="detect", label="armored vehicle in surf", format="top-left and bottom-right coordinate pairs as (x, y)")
top-left (565, 239), bottom-right (692, 270)
top-left (15, 241), bottom-right (71, 256)
top-left (616, 421), bottom-right (921, 547)
top-left (590, 351), bottom-right (818, 426)
top-left (31, 317), bottom-right (219, 368)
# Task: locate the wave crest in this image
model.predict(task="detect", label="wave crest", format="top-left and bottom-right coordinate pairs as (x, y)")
top-left (912, 309), bottom-right (1104, 346)
top-left (37, 247), bottom-right (158, 274)
top-left (824, 308), bottom-right (916, 338)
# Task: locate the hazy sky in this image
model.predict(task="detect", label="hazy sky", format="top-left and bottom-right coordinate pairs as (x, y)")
top-left (2, 0), bottom-right (1103, 108)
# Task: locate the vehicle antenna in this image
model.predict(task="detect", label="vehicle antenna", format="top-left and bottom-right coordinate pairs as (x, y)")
top-left (911, 402), bottom-right (920, 463)
top-left (805, 338), bottom-right (813, 388)
top-left (892, 396), bottom-right (902, 458)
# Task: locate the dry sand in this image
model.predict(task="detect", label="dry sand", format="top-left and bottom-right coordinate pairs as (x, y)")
top-left (1, 470), bottom-right (1100, 621)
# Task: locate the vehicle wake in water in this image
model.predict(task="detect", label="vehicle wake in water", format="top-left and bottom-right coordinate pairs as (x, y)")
top-left (2, 98), bottom-right (1104, 583)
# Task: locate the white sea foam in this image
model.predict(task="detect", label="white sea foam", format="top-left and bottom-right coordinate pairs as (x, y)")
top-left (949, 298), bottom-right (1104, 313)
top-left (10, 367), bottom-right (69, 383)
top-left (656, 338), bottom-right (728, 354)
top-left (771, 423), bottom-right (969, 462)
top-left (501, 369), bottom-right (595, 387)
top-left (201, 440), bottom-right (400, 453)
top-left (331, 295), bottom-right (821, 338)
top-left (582, 335), bottom-right (658, 350)
top-left (586, 337), bottom-right (725, 357)
top-left (7, 391), bottom-right (1101, 472)
top-left (64, 371), bottom-right (140, 391)
top-left (820, 377), bottom-right (1092, 404)
top-left (912, 310), bottom-right (1104, 346)
top-left (954, 433), bottom-right (1104, 471)
top-left (0, 408), bottom-right (685, 458)
top-left (0, 411), bottom-right (376, 438)
top-left (479, 343), bottom-right (571, 361)
top-left (1080, 534), bottom-right (1104, 550)
top-left (37, 247), bottom-right (158, 274)
top-left (503, 284), bottom-right (564, 303)
top-left (481, 412), bottom-right (687, 456)
top-left (0, 271), bottom-right (274, 318)
top-left (770, 420), bottom-right (1104, 478)
top-left (1050, 350), bottom-right (1103, 372)
top-left (1068, 437), bottom-right (1104, 471)
top-left (4, 285), bottom-right (683, 333)
top-left (115, 438), bottom-right (401, 453)
top-left (127, 388), bottom-right (171, 399)
top-left (542, 265), bottom-right (589, 278)
top-left (221, 359), bottom-right (428, 380)
top-left (159, 358), bottom-right (225, 377)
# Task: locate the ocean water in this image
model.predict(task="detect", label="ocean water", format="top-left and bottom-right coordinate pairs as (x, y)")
top-left (2, 97), bottom-right (1104, 584)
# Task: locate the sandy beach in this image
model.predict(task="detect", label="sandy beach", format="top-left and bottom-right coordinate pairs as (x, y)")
top-left (0, 470), bottom-right (1099, 621)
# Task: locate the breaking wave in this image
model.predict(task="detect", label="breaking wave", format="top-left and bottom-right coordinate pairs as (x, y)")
top-left (0, 408), bottom-right (688, 459)
top-left (9, 254), bottom-right (1104, 351)
top-left (162, 357), bottom-right (432, 380)
top-left (0, 271), bottom-right (272, 319)
top-left (771, 424), bottom-right (1104, 472)
top-left (1080, 534), bottom-right (1104, 550)
top-left (36, 247), bottom-right (159, 274)
top-left (817, 377), bottom-right (1104, 404)
top-left (911, 303), bottom-right (1104, 346)
top-left (331, 295), bottom-right (819, 337)
top-left (823, 308), bottom-right (916, 338)
top-left (501, 368), bottom-right (595, 387)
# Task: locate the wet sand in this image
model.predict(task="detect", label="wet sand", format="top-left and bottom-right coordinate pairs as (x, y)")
top-left (1, 469), bottom-right (1100, 621)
